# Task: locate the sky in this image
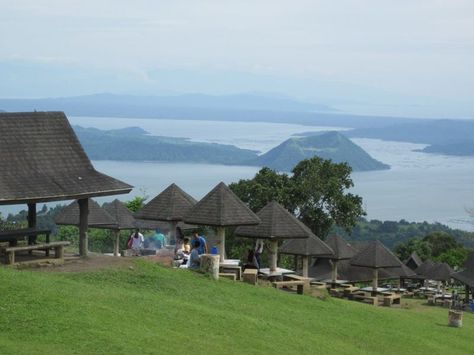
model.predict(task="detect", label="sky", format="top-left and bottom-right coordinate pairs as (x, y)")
top-left (1, 0), bottom-right (474, 118)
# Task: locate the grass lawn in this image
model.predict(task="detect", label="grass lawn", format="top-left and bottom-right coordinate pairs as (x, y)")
top-left (0, 259), bottom-right (472, 354)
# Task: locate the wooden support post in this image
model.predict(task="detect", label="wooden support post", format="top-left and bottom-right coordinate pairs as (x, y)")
top-left (372, 268), bottom-right (379, 296)
top-left (55, 245), bottom-right (64, 259)
top-left (302, 255), bottom-right (309, 278)
top-left (113, 229), bottom-right (120, 257)
top-left (169, 221), bottom-right (178, 246)
top-left (465, 285), bottom-right (470, 304)
top-left (293, 255), bottom-right (298, 272)
top-left (78, 198), bottom-right (89, 257)
top-left (217, 227), bottom-right (225, 263)
top-left (6, 251), bottom-right (14, 265)
top-left (331, 259), bottom-right (338, 288)
top-left (269, 240), bottom-right (278, 272)
top-left (27, 203), bottom-right (37, 246)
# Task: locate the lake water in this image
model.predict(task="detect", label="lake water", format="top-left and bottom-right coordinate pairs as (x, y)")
top-left (2, 116), bottom-right (474, 232)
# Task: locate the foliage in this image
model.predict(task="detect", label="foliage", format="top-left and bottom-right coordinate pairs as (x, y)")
top-left (125, 195), bottom-right (148, 213)
top-left (0, 261), bottom-right (473, 354)
top-left (394, 238), bottom-right (432, 262)
top-left (230, 157), bottom-right (365, 238)
top-left (393, 231), bottom-right (470, 268)
top-left (335, 218), bottom-right (474, 250)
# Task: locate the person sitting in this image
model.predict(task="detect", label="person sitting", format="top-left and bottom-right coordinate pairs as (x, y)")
top-left (188, 240), bottom-right (201, 270)
top-left (192, 231), bottom-right (208, 255)
top-left (244, 249), bottom-right (260, 271)
top-left (183, 237), bottom-right (191, 254)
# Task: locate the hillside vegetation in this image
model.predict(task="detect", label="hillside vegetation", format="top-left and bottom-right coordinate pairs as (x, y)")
top-left (254, 131), bottom-right (389, 172)
top-left (0, 260), bottom-right (472, 354)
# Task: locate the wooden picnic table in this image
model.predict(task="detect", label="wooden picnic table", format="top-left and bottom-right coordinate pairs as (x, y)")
top-left (0, 228), bottom-right (51, 245)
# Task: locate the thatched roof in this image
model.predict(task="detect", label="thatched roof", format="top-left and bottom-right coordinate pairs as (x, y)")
top-left (323, 235), bottom-right (356, 260)
top-left (279, 235), bottom-right (334, 257)
top-left (415, 260), bottom-right (435, 277)
top-left (0, 112), bottom-right (132, 205)
top-left (135, 183), bottom-right (197, 221)
top-left (350, 240), bottom-right (403, 269)
top-left (423, 262), bottom-right (454, 282)
top-left (234, 201), bottom-right (311, 240)
top-left (387, 263), bottom-right (418, 279)
top-left (184, 182), bottom-right (260, 227)
top-left (54, 200), bottom-right (116, 228)
top-left (102, 199), bottom-right (137, 230)
top-left (405, 251), bottom-right (423, 270)
top-left (309, 258), bottom-right (399, 283)
top-left (452, 252), bottom-right (474, 287)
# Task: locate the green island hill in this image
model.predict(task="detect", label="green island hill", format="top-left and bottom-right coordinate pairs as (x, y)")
top-left (253, 131), bottom-right (390, 172)
top-left (74, 126), bottom-right (389, 172)
top-left (0, 260), bottom-right (472, 354)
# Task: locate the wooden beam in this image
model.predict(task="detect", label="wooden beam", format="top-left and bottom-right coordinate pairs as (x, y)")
top-left (113, 229), bottom-right (120, 257)
top-left (269, 240), bottom-right (278, 272)
top-left (302, 255), bottom-right (309, 278)
top-left (217, 227), bottom-right (225, 262)
top-left (27, 203), bottom-right (36, 246)
top-left (331, 260), bottom-right (338, 288)
top-left (372, 268), bottom-right (379, 296)
top-left (78, 198), bottom-right (89, 257)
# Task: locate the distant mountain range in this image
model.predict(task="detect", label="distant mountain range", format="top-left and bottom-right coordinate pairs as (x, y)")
top-left (254, 131), bottom-right (389, 172)
top-left (73, 126), bottom-right (389, 172)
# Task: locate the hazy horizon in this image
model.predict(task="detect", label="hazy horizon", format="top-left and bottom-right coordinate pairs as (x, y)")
top-left (1, 1), bottom-right (474, 118)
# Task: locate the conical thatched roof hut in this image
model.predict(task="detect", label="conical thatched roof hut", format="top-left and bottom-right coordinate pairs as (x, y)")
top-left (320, 235), bottom-right (357, 286)
top-left (279, 234), bottom-right (334, 277)
top-left (55, 200), bottom-right (116, 228)
top-left (423, 262), bottom-right (454, 282)
top-left (405, 251), bottom-right (423, 270)
top-left (415, 260), bottom-right (435, 278)
top-left (135, 183), bottom-right (197, 222)
top-left (135, 183), bottom-right (198, 245)
top-left (350, 240), bottom-right (403, 295)
top-left (184, 182), bottom-right (260, 227)
top-left (103, 199), bottom-right (137, 230)
top-left (184, 182), bottom-right (260, 261)
top-left (452, 252), bottom-right (474, 287)
top-left (235, 201), bottom-right (313, 272)
top-left (325, 235), bottom-right (356, 260)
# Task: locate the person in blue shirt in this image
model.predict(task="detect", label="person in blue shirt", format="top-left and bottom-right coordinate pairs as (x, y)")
top-left (192, 231), bottom-right (208, 255)
top-left (188, 240), bottom-right (201, 270)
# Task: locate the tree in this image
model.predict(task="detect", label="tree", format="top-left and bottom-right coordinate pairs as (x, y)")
top-left (394, 238), bottom-right (432, 261)
top-left (422, 231), bottom-right (460, 258)
top-left (230, 157), bottom-right (365, 238)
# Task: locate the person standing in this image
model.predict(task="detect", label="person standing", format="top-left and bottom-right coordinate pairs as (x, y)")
top-left (129, 228), bottom-right (144, 255)
top-left (254, 239), bottom-right (264, 269)
top-left (192, 231), bottom-right (208, 255)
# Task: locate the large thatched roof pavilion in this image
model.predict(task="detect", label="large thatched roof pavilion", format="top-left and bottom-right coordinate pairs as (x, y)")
top-left (135, 183), bottom-right (197, 244)
top-left (350, 240), bottom-right (403, 295)
top-left (184, 182), bottom-right (260, 262)
top-left (0, 112), bottom-right (132, 256)
top-left (235, 201), bottom-right (311, 273)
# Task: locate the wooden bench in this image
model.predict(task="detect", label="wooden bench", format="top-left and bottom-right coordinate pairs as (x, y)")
top-left (219, 272), bottom-right (237, 281)
top-left (219, 264), bottom-right (242, 281)
top-left (3, 241), bottom-right (70, 265)
top-left (272, 280), bottom-right (305, 295)
top-left (242, 268), bottom-right (258, 285)
top-left (382, 293), bottom-right (401, 306)
top-left (351, 292), bottom-right (378, 306)
top-left (284, 274), bottom-right (312, 287)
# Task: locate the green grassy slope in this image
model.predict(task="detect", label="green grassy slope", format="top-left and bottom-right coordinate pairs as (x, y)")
top-left (0, 261), bottom-right (472, 354)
